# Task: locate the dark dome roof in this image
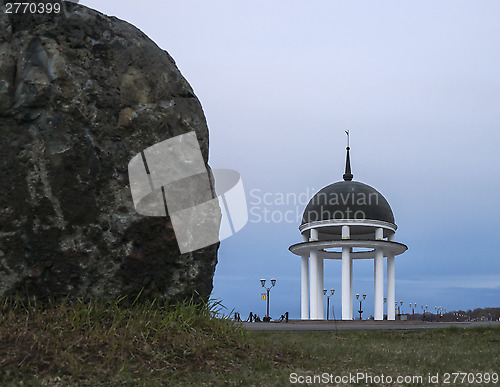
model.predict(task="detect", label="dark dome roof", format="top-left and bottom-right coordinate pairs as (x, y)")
top-left (301, 180), bottom-right (395, 225)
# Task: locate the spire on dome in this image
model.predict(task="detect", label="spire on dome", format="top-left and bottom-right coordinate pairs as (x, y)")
top-left (343, 130), bottom-right (353, 181)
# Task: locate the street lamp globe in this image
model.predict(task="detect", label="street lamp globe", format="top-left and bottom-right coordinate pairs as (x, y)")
top-left (331, 289), bottom-right (335, 295)
top-left (356, 294), bottom-right (360, 300)
top-left (271, 278), bottom-right (277, 287)
top-left (362, 294), bottom-right (366, 300)
top-left (324, 289), bottom-right (327, 296)
top-left (260, 279), bottom-right (266, 287)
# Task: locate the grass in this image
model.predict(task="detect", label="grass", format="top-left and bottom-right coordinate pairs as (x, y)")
top-left (1, 297), bottom-right (499, 386)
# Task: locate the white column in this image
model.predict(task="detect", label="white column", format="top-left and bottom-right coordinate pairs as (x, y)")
top-left (309, 229), bottom-right (320, 319)
top-left (387, 232), bottom-right (396, 321)
top-left (341, 226), bottom-right (351, 320)
top-left (318, 256), bottom-right (324, 320)
top-left (310, 251), bottom-right (318, 320)
top-left (301, 233), bottom-right (309, 320)
top-left (374, 227), bottom-right (384, 320)
top-left (374, 249), bottom-right (384, 320)
top-left (342, 225), bottom-right (350, 240)
top-left (349, 251), bottom-right (353, 320)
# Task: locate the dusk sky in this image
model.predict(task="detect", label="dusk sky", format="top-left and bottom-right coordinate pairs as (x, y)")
top-left (82, 0), bottom-right (500, 319)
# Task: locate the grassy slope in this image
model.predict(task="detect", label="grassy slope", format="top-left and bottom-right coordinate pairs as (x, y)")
top-left (1, 298), bottom-right (499, 386)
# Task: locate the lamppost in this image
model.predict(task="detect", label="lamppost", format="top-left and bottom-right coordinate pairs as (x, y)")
top-left (410, 303), bottom-right (416, 315)
top-left (384, 298), bottom-right (387, 319)
top-left (260, 278), bottom-right (276, 321)
top-left (400, 301), bottom-right (403, 316)
top-left (356, 294), bottom-right (366, 320)
top-left (324, 289), bottom-right (334, 320)
top-left (395, 301), bottom-right (399, 319)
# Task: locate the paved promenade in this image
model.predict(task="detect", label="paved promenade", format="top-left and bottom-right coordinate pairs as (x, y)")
top-left (242, 320), bottom-right (500, 331)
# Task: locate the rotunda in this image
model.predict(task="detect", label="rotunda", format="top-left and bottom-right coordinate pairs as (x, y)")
top-left (289, 139), bottom-right (407, 320)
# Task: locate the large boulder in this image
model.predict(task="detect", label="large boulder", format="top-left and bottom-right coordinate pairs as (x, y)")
top-left (0, 1), bottom-right (220, 302)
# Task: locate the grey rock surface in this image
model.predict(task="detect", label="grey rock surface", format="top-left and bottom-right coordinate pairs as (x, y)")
top-left (0, 1), bottom-right (220, 302)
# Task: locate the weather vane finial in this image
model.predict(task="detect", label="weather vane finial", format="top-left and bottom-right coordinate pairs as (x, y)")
top-left (343, 130), bottom-right (353, 181)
